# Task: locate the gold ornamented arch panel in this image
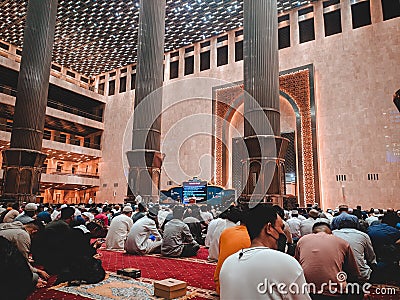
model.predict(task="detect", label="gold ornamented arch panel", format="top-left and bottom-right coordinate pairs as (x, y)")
top-left (212, 64), bottom-right (319, 206)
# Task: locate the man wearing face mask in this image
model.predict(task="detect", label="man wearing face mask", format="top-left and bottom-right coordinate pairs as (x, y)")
top-left (219, 204), bottom-right (310, 300)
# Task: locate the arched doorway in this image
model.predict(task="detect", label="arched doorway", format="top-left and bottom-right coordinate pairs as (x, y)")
top-left (212, 64), bottom-right (319, 207)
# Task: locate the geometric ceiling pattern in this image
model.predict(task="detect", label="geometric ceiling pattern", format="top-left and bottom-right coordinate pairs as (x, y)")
top-left (0, 0), bottom-right (313, 77)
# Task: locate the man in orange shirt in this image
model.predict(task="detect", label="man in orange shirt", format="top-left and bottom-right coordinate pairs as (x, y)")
top-left (214, 206), bottom-right (250, 294)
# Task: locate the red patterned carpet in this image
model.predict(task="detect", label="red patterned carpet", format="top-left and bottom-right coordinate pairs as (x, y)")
top-left (28, 247), bottom-right (216, 300)
top-left (27, 247), bottom-right (399, 299)
top-left (99, 248), bottom-right (215, 290)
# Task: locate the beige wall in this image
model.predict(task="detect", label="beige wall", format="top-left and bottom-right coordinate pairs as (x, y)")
top-left (276, 2), bottom-right (400, 209)
top-left (161, 1), bottom-right (399, 209)
top-left (98, 90), bottom-right (135, 204)
top-left (79, 1), bottom-right (400, 209)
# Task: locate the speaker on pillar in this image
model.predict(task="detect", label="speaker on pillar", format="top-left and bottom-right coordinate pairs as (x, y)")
top-left (394, 89), bottom-right (400, 112)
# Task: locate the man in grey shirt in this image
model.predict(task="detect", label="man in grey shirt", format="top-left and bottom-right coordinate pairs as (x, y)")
top-left (161, 206), bottom-right (200, 257)
top-left (15, 203), bottom-right (37, 224)
top-left (299, 209), bottom-right (319, 236)
top-left (333, 214), bottom-right (376, 281)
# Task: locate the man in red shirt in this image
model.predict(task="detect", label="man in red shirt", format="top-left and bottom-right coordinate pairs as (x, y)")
top-left (95, 206), bottom-right (110, 227)
top-left (295, 219), bottom-right (361, 300)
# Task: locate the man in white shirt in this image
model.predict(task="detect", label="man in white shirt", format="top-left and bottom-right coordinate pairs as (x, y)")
top-left (200, 205), bottom-right (214, 224)
top-left (105, 206), bottom-right (134, 250)
top-left (332, 214), bottom-right (376, 281)
top-left (206, 206), bottom-right (239, 261)
top-left (219, 204), bottom-right (310, 300)
top-left (125, 207), bottom-right (162, 254)
top-left (286, 210), bottom-right (302, 241)
top-left (365, 209), bottom-right (380, 226)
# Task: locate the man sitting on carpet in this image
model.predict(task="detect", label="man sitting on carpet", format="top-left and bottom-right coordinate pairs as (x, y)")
top-left (214, 205), bottom-right (250, 295)
top-left (295, 219), bottom-right (361, 299)
top-left (132, 202), bottom-right (147, 223)
top-left (3, 202), bottom-right (20, 223)
top-left (299, 209), bottom-right (319, 236)
top-left (32, 206), bottom-right (105, 284)
top-left (367, 214), bottom-right (400, 284)
top-left (125, 207), bottom-right (163, 255)
top-left (183, 205), bottom-right (205, 245)
top-left (15, 203), bottom-right (37, 224)
top-left (332, 213), bottom-right (376, 282)
top-left (0, 220), bottom-right (49, 287)
top-left (219, 204), bottom-right (310, 300)
top-left (105, 205), bottom-right (134, 250)
top-left (0, 237), bottom-right (39, 299)
top-left (161, 205), bottom-right (200, 257)
top-left (207, 205), bottom-right (240, 262)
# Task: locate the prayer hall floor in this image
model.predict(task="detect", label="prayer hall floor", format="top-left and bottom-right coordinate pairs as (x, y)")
top-left (27, 247), bottom-right (399, 299)
top-left (28, 247), bottom-right (218, 300)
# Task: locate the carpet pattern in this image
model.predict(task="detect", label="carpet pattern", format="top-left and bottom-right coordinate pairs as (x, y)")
top-left (51, 273), bottom-right (218, 300)
top-left (98, 249), bottom-right (216, 291)
top-left (28, 248), bottom-right (217, 300)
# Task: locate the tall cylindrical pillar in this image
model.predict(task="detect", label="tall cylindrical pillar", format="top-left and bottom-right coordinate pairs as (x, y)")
top-left (242, 0), bottom-right (288, 203)
top-left (127, 0), bottom-right (166, 203)
top-left (2, 0), bottom-right (58, 203)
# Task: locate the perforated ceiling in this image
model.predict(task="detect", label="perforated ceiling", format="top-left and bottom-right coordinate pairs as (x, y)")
top-left (0, 0), bottom-right (313, 77)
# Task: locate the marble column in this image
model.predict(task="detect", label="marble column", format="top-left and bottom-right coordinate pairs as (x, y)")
top-left (242, 0), bottom-right (288, 204)
top-left (127, 0), bottom-right (166, 203)
top-left (2, 0), bottom-right (58, 203)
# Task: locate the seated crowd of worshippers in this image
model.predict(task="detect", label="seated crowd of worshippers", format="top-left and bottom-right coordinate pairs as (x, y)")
top-left (215, 203), bottom-right (400, 299)
top-left (0, 200), bottom-right (399, 300)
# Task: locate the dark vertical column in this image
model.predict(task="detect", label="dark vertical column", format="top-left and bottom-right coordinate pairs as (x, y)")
top-left (2, 0), bottom-right (58, 203)
top-left (242, 0), bottom-right (288, 204)
top-left (127, 0), bottom-right (166, 203)
top-left (244, 0), bottom-right (280, 137)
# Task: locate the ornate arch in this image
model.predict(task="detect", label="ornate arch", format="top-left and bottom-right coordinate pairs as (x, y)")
top-left (212, 64), bottom-right (319, 206)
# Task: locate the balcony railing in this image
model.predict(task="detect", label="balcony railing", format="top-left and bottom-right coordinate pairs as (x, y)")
top-left (44, 168), bottom-right (99, 179)
top-left (47, 99), bottom-right (103, 122)
top-left (0, 84), bottom-right (103, 122)
top-left (0, 124), bottom-right (101, 150)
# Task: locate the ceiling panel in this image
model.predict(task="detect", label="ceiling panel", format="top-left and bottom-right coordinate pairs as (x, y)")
top-left (0, 0), bottom-right (314, 77)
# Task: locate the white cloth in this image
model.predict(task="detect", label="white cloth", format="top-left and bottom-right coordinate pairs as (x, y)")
top-left (206, 219), bottom-right (235, 261)
top-left (200, 211), bottom-right (214, 223)
top-left (125, 216), bottom-right (162, 254)
top-left (205, 218), bottom-right (223, 248)
top-left (135, 195), bottom-right (143, 203)
top-left (220, 247), bottom-right (311, 300)
top-left (365, 216), bottom-right (379, 225)
top-left (74, 224), bottom-right (90, 234)
top-left (158, 210), bottom-right (170, 227)
top-left (333, 228), bottom-right (377, 280)
top-left (51, 210), bottom-right (60, 221)
top-left (82, 212), bottom-right (94, 222)
top-left (298, 215), bottom-right (306, 221)
top-left (105, 214), bottom-right (133, 250)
